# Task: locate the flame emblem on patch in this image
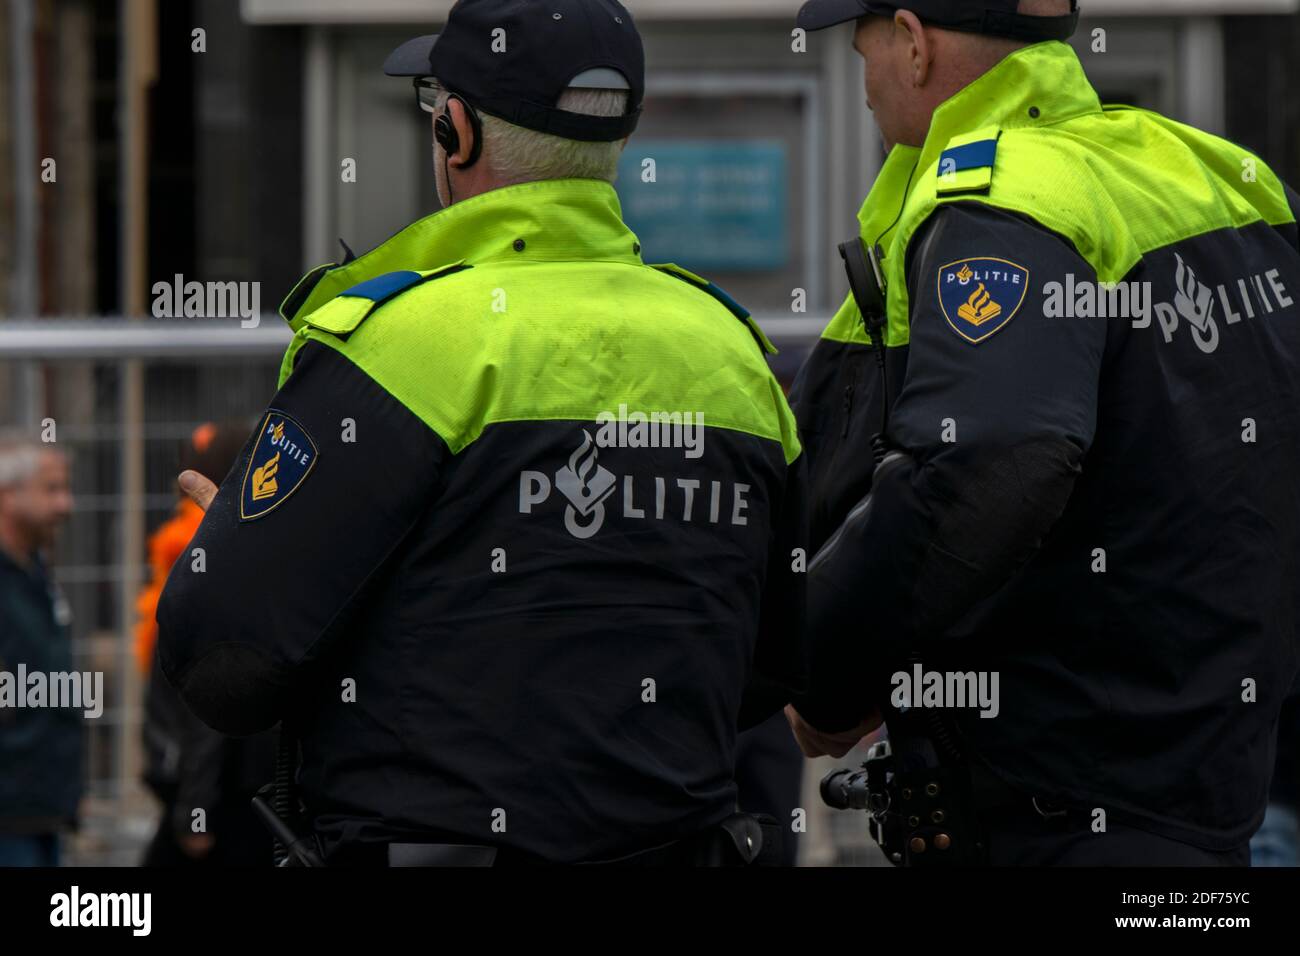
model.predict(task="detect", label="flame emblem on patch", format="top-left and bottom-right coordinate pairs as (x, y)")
top-left (251, 452), bottom-right (280, 501)
top-left (937, 257), bottom-right (1029, 345)
top-left (957, 283), bottom-right (1002, 326)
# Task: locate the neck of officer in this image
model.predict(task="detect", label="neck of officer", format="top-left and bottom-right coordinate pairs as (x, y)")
top-left (901, 33), bottom-right (1030, 147)
top-left (444, 157), bottom-right (509, 207)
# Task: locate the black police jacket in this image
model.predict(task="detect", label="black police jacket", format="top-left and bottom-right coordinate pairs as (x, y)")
top-left (791, 192), bottom-right (1300, 851)
top-left (157, 181), bottom-right (807, 863)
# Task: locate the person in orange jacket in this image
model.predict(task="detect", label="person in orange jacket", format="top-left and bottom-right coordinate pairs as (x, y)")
top-left (136, 422), bottom-right (275, 866)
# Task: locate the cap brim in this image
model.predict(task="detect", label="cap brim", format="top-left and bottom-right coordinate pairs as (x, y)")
top-left (383, 34), bottom-right (439, 77)
top-left (796, 0), bottom-right (884, 31)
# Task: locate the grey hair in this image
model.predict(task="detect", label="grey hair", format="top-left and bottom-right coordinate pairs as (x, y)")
top-left (434, 82), bottom-right (631, 185)
top-left (1017, 0), bottom-right (1072, 13)
top-left (0, 433), bottom-right (45, 489)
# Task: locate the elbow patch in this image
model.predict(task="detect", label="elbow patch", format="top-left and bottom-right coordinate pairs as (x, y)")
top-left (929, 437), bottom-right (1079, 556)
top-left (172, 644), bottom-right (285, 736)
top-left (913, 437), bottom-right (1082, 635)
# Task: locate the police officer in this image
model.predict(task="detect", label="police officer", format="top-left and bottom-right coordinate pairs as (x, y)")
top-left (786, 0), bottom-right (1300, 865)
top-left (158, 0), bottom-right (806, 866)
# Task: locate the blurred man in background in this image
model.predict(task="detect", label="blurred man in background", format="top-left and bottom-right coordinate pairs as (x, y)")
top-left (0, 436), bottom-right (77, 867)
top-left (135, 423), bottom-right (275, 867)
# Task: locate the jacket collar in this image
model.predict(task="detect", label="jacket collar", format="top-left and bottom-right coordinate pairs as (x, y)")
top-left (921, 40), bottom-right (1102, 171)
top-left (858, 42), bottom-right (1101, 251)
top-left (284, 179), bottom-right (642, 328)
top-left (408, 178), bottom-right (643, 267)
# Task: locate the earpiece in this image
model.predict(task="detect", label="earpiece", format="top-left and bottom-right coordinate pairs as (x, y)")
top-left (434, 93), bottom-right (483, 170)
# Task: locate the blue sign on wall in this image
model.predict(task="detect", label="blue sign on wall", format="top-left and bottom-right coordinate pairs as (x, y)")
top-left (616, 140), bottom-right (789, 272)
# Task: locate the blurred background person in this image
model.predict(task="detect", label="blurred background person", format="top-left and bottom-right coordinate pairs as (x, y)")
top-left (0, 436), bottom-right (77, 867)
top-left (134, 422), bottom-right (275, 867)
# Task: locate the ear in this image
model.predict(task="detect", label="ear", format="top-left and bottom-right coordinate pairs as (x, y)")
top-left (446, 97), bottom-right (477, 169)
top-left (894, 10), bottom-right (932, 87)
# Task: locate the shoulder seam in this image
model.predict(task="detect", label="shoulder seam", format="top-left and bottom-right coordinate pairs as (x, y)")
top-left (650, 264), bottom-right (776, 355)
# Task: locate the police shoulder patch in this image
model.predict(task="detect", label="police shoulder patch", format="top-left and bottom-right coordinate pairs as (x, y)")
top-left (240, 411), bottom-right (318, 521)
top-left (936, 257), bottom-right (1029, 345)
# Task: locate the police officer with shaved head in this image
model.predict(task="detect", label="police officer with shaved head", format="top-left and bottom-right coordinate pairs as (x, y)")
top-left (786, 0), bottom-right (1300, 866)
top-left (158, 0), bottom-right (806, 866)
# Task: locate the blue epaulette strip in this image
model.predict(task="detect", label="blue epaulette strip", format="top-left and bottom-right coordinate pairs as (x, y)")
top-left (703, 281), bottom-right (751, 320)
top-left (339, 270), bottom-right (425, 303)
top-left (939, 139), bottom-right (998, 173)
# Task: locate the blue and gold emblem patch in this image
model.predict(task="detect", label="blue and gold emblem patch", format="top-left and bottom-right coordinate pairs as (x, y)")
top-left (936, 257), bottom-right (1029, 344)
top-left (239, 411), bottom-right (317, 521)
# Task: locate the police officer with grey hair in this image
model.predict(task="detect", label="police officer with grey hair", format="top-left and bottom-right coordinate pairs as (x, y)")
top-left (158, 0), bottom-right (808, 867)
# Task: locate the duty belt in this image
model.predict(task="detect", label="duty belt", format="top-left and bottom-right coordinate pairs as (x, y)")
top-left (330, 813), bottom-right (784, 867)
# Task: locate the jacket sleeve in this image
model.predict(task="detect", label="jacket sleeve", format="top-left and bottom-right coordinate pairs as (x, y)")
top-left (737, 450), bottom-right (809, 731)
top-left (797, 203), bottom-right (1106, 731)
top-left (157, 339), bottom-right (447, 735)
top-left (171, 710), bottom-right (226, 837)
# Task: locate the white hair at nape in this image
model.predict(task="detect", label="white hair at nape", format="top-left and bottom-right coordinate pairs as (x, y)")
top-left (1017, 0), bottom-right (1073, 14)
top-left (435, 82), bottom-right (631, 185)
top-left (0, 433), bottom-right (44, 490)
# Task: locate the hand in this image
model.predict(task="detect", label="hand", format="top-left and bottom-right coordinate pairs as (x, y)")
top-left (784, 704), bottom-right (882, 759)
top-left (178, 471), bottom-right (219, 513)
top-left (178, 832), bottom-right (216, 859)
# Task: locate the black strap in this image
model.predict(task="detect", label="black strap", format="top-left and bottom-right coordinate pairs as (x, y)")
top-left (389, 843), bottom-right (497, 866)
top-left (356, 814), bottom-right (783, 867)
top-left (838, 237), bottom-right (893, 461)
top-left (578, 814), bottom-right (780, 866)
top-left (280, 263), bottom-right (334, 323)
top-left (839, 238), bottom-right (887, 338)
top-left (711, 812), bottom-right (784, 866)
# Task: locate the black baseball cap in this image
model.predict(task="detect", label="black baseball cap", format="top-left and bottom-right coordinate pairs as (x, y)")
top-left (797, 0), bottom-right (1080, 42)
top-left (383, 0), bottom-right (644, 143)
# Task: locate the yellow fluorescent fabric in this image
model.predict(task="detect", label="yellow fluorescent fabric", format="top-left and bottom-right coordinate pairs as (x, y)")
top-left (821, 42), bottom-right (1296, 349)
top-left (280, 179), bottom-right (802, 464)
